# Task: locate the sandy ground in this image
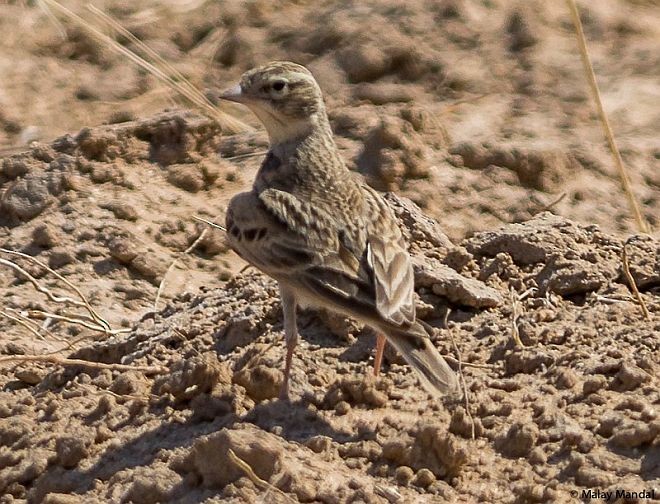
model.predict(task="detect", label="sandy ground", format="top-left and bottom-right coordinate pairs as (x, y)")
top-left (0, 0), bottom-right (658, 503)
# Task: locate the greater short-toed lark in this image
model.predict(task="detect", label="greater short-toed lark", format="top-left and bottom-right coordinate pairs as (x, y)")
top-left (219, 61), bottom-right (459, 399)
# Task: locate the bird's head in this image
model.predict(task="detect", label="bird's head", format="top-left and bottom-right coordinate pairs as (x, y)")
top-left (217, 61), bottom-right (327, 145)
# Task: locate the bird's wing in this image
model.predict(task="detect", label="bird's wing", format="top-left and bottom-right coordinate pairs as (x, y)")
top-left (229, 187), bottom-right (416, 329)
top-left (255, 188), bottom-right (375, 309)
top-left (363, 186), bottom-right (416, 326)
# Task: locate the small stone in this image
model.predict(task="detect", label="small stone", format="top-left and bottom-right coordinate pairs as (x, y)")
top-left (335, 401), bottom-right (351, 415)
top-left (414, 468), bottom-right (436, 488)
top-left (414, 256), bottom-right (502, 308)
top-left (574, 466), bottom-right (615, 488)
top-left (190, 426), bottom-right (283, 487)
top-left (609, 421), bottom-right (659, 448)
top-left (496, 421), bottom-right (538, 457)
top-left (130, 255), bottom-right (167, 282)
top-left (233, 364), bottom-right (282, 401)
top-left (32, 224), bottom-right (58, 248)
top-left (110, 371), bottom-right (146, 396)
top-left (153, 354), bottom-right (230, 401)
top-left (450, 407), bottom-right (483, 438)
top-left (2, 174), bottom-right (52, 221)
top-left (353, 83), bottom-right (414, 105)
top-left (583, 376), bottom-right (607, 395)
top-left (381, 440), bottom-right (409, 465)
top-left (107, 237), bottom-right (138, 264)
top-left (345, 458), bottom-right (361, 469)
top-left (42, 493), bottom-right (81, 504)
top-left (100, 200), bottom-right (138, 221)
top-left (190, 394), bottom-right (233, 421)
top-left (337, 43), bottom-right (389, 83)
top-left (167, 164), bottom-right (205, 192)
top-left (1, 157), bottom-right (29, 179)
top-left (555, 368), bottom-right (578, 389)
top-left (305, 435), bottom-right (332, 454)
top-left (197, 228), bottom-right (228, 256)
top-left (15, 368), bottom-right (44, 385)
top-left (613, 362), bottom-right (651, 391)
top-left (55, 436), bottom-right (88, 468)
top-left (89, 163), bottom-right (116, 183)
top-left (394, 465), bottom-right (414, 485)
top-left (48, 247), bottom-right (75, 269)
top-left (528, 447), bottom-right (546, 465)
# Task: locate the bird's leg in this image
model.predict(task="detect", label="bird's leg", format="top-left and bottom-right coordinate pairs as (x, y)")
top-left (279, 286), bottom-right (298, 400)
top-left (373, 333), bottom-right (386, 377)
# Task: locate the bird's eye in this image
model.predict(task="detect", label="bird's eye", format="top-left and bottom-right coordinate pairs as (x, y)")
top-left (272, 81), bottom-right (286, 91)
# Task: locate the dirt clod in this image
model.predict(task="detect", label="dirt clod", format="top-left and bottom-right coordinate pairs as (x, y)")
top-left (496, 421), bottom-right (539, 458)
top-left (55, 437), bottom-right (88, 469)
top-left (189, 425), bottom-right (283, 488)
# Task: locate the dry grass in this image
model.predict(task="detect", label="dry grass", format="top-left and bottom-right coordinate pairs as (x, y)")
top-left (0, 354), bottom-right (167, 375)
top-left (227, 449), bottom-right (297, 504)
top-left (621, 239), bottom-right (651, 321)
top-left (192, 215), bottom-right (227, 232)
top-left (509, 288), bottom-right (527, 348)
top-left (154, 215), bottom-right (222, 311)
top-left (0, 248), bottom-right (114, 333)
top-left (444, 309), bottom-right (476, 440)
top-left (0, 248), bottom-right (136, 366)
top-left (40, 0), bottom-right (252, 135)
top-left (565, 0), bottom-right (650, 234)
top-left (0, 246), bottom-right (169, 376)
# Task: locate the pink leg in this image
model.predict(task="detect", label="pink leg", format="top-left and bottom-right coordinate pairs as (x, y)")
top-left (280, 340), bottom-right (296, 400)
top-left (279, 286), bottom-right (298, 400)
top-left (373, 333), bottom-right (386, 377)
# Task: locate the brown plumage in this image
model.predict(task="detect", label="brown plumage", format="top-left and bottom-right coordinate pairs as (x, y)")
top-left (220, 61), bottom-right (459, 399)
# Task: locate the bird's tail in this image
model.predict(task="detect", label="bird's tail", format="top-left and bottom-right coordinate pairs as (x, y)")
top-left (383, 322), bottom-right (460, 398)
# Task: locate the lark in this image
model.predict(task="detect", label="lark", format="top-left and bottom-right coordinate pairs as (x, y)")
top-left (219, 61), bottom-right (458, 399)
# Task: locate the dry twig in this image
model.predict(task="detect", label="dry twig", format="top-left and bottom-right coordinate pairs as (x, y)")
top-left (444, 356), bottom-right (495, 370)
top-left (0, 310), bottom-right (45, 341)
top-left (227, 449), bottom-right (296, 504)
top-left (0, 258), bottom-right (88, 310)
top-left (444, 309), bottom-right (476, 440)
top-left (154, 219), bottom-right (216, 311)
top-left (78, 383), bottom-right (158, 403)
top-left (374, 485), bottom-right (404, 503)
top-left (0, 355), bottom-right (167, 375)
top-left (226, 150), bottom-right (269, 162)
top-left (26, 309), bottom-right (129, 335)
top-left (565, 0), bottom-right (650, 234)
top-left (35, 0), bottom-right (67, 39)
top-left (439, 93), bottom-right (491, 115)
top-left (538, 192), bottom-right (567, 213)
top-left (192, 215), bottom-right (227, 232)
top-left (2, 308), bottom-right (73, 348)
top-left (621, 240), bottom-right (651, 321)
top-left (509, 288), bottom-right (527, 348)
top-left (0, 248), bottom-right (111, 331)
top-left (87, 5), bottom-right (205, 106)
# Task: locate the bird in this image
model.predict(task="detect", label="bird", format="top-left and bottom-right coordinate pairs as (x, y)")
top-left (218, 61), bottom-right (459, 400)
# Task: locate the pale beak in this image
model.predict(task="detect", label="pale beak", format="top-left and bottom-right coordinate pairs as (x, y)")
top-left (217, 84), bottom-right (246, 103)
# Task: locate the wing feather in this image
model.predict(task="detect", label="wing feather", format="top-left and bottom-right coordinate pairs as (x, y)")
top-left (229, 187), bottom-right (417, 332)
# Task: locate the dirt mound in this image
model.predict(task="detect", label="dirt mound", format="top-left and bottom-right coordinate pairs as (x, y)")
top-left (1, 189), bottom-right (657, 501)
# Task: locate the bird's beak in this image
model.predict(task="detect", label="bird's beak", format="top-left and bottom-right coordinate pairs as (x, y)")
top-left (217, 84), bottom-right (247, 103)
